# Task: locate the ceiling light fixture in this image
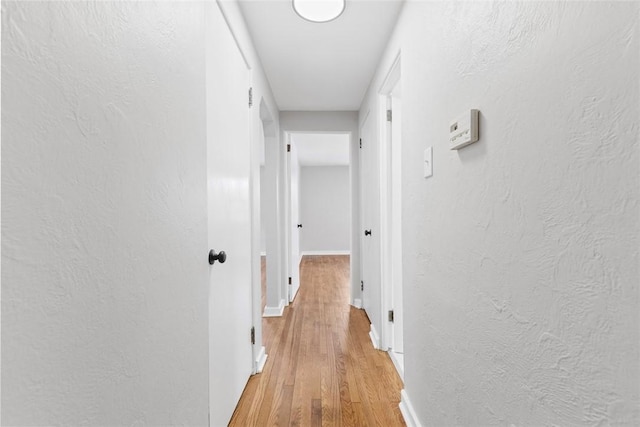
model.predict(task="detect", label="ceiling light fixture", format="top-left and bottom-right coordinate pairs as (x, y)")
top-left (293, 0), bottom-right (345, 23)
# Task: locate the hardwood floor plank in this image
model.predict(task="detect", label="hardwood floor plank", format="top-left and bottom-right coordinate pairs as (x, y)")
top-left (349, 402), bottom-right (368, 426)
top-left (311, 398), bottom-right (322, 427)
top-left (229, 255), bottom-right (405, 427)
top-left (277, 385), bottom-right (294, 426)
top-left (320, 330), bottom-right (341, 425)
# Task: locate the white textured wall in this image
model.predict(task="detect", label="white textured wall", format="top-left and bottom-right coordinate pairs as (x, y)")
top-left (300, 166), bottom-right (351, 253)
top-left (362, 1), bottom-right (639, 425)
top-left (2, 2), bottom-right (209, 424)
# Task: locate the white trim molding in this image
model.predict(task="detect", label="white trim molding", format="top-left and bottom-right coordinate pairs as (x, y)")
top-left (399, 389), bottom-right (422, 427)
top-left (352, 298), bottom-right (362, 309)
top-left (290, 283), bottom-right (300, 303)
top-left (369, 323), bottom-right (380, 349)
top-left (388, 350), bottom-right (404, 381)
top-left (263, 298), bottom-right (286, 317)
top-left (254, 346), bottom-right (268, 374)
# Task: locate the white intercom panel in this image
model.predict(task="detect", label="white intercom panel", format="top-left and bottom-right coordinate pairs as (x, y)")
top-left (449, 109), bottom-right (479, 150)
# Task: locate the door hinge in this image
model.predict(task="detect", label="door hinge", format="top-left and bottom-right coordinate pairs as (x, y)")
top-left (287, 144), bottom-right (291, 152)
top-left (388, 310), bottom-right (395, 322)
top-left (289, 276), bottom-right (292, 285)
top-left (387, 109), bottom-right (392, 122)
top-left (361, 280), bottom-right (364, 292)
top-left (250, 326), bottom-right (255, 345)
top-left (248, 87), bottom-right (253, 108)
top-left (359, 138), bottom-right (362, 149)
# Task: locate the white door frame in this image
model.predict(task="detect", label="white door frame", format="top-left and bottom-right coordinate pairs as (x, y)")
top-left (261, 123), bottom-right (287, 318)
top-left (284, 130), bottom-right (354, 305)
top-left (378, 52), bottom-right (403, 377)
top-left (250, 97), bottom-right (276, 373)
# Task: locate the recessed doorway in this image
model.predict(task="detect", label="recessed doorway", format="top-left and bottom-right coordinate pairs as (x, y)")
top-left (288, 132), bottom-right (352, 302)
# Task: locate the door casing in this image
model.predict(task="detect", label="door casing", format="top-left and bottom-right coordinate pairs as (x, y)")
top-left (378, 52), bottom-right (404, 379)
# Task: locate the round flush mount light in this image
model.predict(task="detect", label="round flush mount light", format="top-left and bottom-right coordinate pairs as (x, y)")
top-left (293, 0), bottom-right (345, 23)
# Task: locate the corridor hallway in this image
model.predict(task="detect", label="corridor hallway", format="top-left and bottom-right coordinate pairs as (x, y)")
top-left (230, 256), bottom-right (405, 426)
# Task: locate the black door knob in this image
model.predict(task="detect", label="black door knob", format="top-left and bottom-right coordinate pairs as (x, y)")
top-left (209, 249), bottom-right (227, 265)
top-left (364, 229), bottom-right (372, 236)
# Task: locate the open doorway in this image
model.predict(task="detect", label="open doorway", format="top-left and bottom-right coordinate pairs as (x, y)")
top-left (249, 98), bottom-right (280, 375)
top-left (287, 133), bottom-right (352, 301)
top-left (259, 107), bottom-right (286, 320)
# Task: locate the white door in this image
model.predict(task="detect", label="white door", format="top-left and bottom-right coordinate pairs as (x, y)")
top-left (289, 141), bottom-right (301, 301)
top-left (206, 5), bottom-right (254, 426)
top-left (390, 86), bottom-right (404, 356)
top-left (360, 115), bottom-right (382, 344)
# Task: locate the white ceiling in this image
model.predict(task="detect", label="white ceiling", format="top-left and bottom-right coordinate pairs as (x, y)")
top-left (239, 0), bottom-right (404, 111)
top-left (292, 133), bottom-right (350, 165)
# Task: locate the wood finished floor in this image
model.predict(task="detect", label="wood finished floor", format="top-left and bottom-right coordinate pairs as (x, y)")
top-left (230, 255), bottom-right (405, 427)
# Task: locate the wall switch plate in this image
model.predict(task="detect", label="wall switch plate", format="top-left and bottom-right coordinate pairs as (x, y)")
top-left (424, 147), bottom-right (433, 178)
top-left (450, 109), bottom-right (479, 150)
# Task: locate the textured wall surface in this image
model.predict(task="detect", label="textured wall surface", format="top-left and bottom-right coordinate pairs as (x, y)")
top-left (300, 166), bottom-right (351, 253)
top-left (362, 1), bottom-right (639, 425)
top-left (2, 2), bottom-right (209, 424)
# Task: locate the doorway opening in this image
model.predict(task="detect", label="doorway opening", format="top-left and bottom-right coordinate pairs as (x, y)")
top-left (259, 108), bottom-right (287, 320)
top-left (286, 132), bottom-right (353, 303)
top-left (251, 98), bottom-right (278, 375)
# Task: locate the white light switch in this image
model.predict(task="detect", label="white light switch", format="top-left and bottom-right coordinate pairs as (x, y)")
top-left (449, 109), bottom-right (479, 150)
top-left (424, 147), bottom-right (433, 178)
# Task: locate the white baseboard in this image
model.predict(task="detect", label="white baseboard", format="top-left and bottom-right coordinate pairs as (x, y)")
top-left (389, 350), bottom-right (404, 381)
top-left (399, 389), bottom-right (422, 427)
top-left (254, 346), bottom-right (267, 374)
top-left (352, 298), bottom-right (362, 309)
top-left (260, 251), bottom-right (266, 257)
top-left (300, 250), bottom-right (351, 256)
top-left (290, 283), bottom-right (300, 302)
top-left (369, 324), bottom-right (380, 349)
top-left (263, 299), bottom-right (285, 317)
